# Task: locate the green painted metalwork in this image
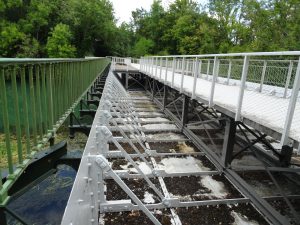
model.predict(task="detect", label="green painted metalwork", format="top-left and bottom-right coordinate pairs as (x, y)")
top-left (0, 57), bottom-right (110, 204)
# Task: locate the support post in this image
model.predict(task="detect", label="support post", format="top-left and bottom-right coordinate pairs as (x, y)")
top-left (144, 76), bottom-right (149, 91)
top-left (181, 95), bottom-right (190, 127)
top-left (125, 73), bottom-right (129, 90)
top-left (163, 85), bottom-right (168, 108)
top-left (151, 79), bottom-right (155, 100)
top-left (69, 112), bottom-right (74, 139)
top-left (0, 207), bottom-right (7, 225)
top-left (221, 118), bottom-right (236, 167)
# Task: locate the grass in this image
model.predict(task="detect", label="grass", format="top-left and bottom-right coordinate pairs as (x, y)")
top-left (0, 122), bottom-right (88, 169)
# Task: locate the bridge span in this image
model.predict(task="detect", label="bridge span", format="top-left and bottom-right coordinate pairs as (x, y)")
top-left (61, 52), bottom-right (300, 225)
top-left (0, 53), bottom-right (300, 225)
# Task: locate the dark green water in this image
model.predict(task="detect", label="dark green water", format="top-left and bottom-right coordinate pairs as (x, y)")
top-left (7, 164), bottom-right (77, 225)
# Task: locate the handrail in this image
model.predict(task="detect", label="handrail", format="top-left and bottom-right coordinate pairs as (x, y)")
top-left (0, 57), bottom-right (110, 204)
top-left (0, 57), bottom-right (105, 64)
top-left (146, 51), bottom-right (300, 58)
top-left (139, 52), bottom-right (300, 148)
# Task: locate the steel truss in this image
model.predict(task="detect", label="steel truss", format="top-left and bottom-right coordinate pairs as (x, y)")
top-left (143, 74), bottom-right (300, 225)
top-left (62, 69), bottom-right (299, 225)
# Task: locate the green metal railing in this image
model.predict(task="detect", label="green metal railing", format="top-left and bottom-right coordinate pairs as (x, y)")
top-left (0, 57), bottom-right (109, 204)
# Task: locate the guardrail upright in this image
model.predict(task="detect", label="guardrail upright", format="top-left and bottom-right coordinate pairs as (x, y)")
top-left (258, 60), bottom-right (267, 92)
top-left (171, 58), bottom-right (175, 87)
top-left (180, 57), bottom-right (185, 93)
top-left (281, 57), bottom-right (300, 146)
top-left (164, 58), bottom-right (169, 82)
top-left (192, 58), bottom-right (200, 99)
top-left (208, 56), bottom-right (220, 107)
top-left (235, 56), bottom-right (250, 121)
top-left (283, 60), bottom-right (294, 98)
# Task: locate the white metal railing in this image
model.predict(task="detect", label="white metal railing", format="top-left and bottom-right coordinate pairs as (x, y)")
top-left (139, 52), bottom-right (300, 147)
top-left (111, 57), bottom-right (140, 71)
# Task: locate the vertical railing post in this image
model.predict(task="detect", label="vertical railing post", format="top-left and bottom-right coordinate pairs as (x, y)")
top-left (151, 58), bottom-right (154, 76)
top-left (281, 57), bottom-right (300, 146)
top-left (164, 58), bottom-right (169, 82)
top-left (235, 56), bottom-right (250, 121)
top-left (259, 60), bottom-right (267, 92)
top-left (206, 59), bottom-right (210, 80)
top-left (48, 63), bottom-right (55, 130)
top-left (145, 58), bottom-right (148, 74)
top-left (159, 57), bottom-right (163, 80)
top-left (11, 66), bottom-right (23, 164)
top-left (171, 58), bottom-right (175, 87)
top-left (283, 60), bottom-right (293, 98)
top-left (29, 65), bottom-right (38, 146)
top-left (226, 59), bottom-right (232, 84)
top-left (155, 57), bottom-right (158, 78)
top-left (208, 56), bottom-right (220, 107)
top-left (192, 58), bottom-right (200, 99)
top-left (21, 66), bottom-right (31, 155)
top-left (0, 67), bottom-right (13, 174)
top-left (180, 57), bottom-right (185, 93)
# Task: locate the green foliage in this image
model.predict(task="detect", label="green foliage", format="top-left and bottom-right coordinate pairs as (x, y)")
top-left (131, 0), bottom-right (300, 56)
top-left (0, 0), bottom-right (299, 57)
top-left (0, 0), bottom-right (128, 57)
top-left (46, 23), bottom-right (76, 58)
top-left (0, 22), bottom-right (25, 57)
top-left (132, 37), bottom-right (154, 57)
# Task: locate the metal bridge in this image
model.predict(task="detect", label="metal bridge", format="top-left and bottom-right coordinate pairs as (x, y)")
top-left (1, 52), bottom-right (300, 225)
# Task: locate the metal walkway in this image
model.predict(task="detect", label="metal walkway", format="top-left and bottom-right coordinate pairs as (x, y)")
top-left (62, 59), bottom-right (300, 225)
top-left (128, 53), bottom-right (300, 150)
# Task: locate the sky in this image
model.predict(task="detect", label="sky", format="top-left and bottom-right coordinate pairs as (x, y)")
top-left (110, 0), bottom-right (207, 25)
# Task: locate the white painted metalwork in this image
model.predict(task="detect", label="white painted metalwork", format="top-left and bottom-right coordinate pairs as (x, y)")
top-left (133, 51), bottom-right (300, 148)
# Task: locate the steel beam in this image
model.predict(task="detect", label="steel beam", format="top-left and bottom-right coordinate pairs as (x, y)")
top-left (221, 117), bottom-right (236, 167)
top-left (181, 95), bottom-right (190, 127)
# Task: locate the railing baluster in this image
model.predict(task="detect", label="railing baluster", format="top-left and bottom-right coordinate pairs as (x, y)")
top-left (180, 57), bottom-right (185, 92)
top-left (11, 66), bottom-right (23, 164)
top-left (35, 65), bottom-right (43, 139)
top-left (155, 57), bottom-right (158, 78)
top-left (283, 60), bottom-right (293, 98)
top-left (21, 66), bottom-right (31, 155)
top-left (209, 56), bottom-right (220, 107)
top-left (47, 64), bottom-right (54, 130)
top-left (259, 60), bottom-right (267, 92)
top-left (29, 65), bottom-right (38, 146)
top-left (192, 58), bottom-right (200, 99)
top-left (159, 58), bottom-right (163, 80)
top-left (171, 58), bottom-right (175, 87)
top-left (226, 59), bottom-right (232, 84)
top-left (0, 67), bottom-right (13, 174)
top-left (281, 57), bottom-right (300, 146)
top-left (206, 59), bottom-right (210, 80)
top-left (41, 64), bottom-right (48, 133)
top-left (235, 56), bottom-right (250, 121)
top-left (164, 58), bottom-right (168, 82)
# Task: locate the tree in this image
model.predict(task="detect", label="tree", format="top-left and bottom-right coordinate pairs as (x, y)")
top-left (46, 23), bottom-right (76, 58)
top-left (132, 37), bottom-right (154, 57)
